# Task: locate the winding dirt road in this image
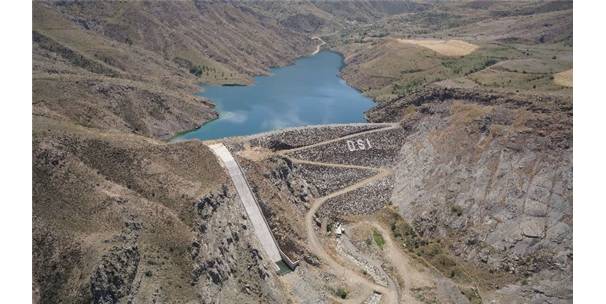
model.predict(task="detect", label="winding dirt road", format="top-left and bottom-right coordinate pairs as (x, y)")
top-left (356, 221), bottom-right (432, 303)
top-left (275, 124), bottom-right (401, 303)
top-left (311, 36), bottom-right (326, 55)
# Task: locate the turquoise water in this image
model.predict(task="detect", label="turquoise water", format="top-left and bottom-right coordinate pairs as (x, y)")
top-left (174, 51), bottom-right (375, 141)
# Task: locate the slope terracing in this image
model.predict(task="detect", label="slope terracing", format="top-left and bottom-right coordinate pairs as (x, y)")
top-left (211, 85), bottom-right (572, 303)
top-left (215, 123), bottom-right (405, 302)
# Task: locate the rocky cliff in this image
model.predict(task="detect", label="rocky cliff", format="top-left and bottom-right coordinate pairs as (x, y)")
top-left (32, 117), bottom-right (287, 303)
top-left (32, 1), bottom-right (574, 303)
top-left (370, 87), bottom-right (572, 303)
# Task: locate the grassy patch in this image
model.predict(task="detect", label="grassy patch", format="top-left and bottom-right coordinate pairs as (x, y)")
top-left (468, 68), bottom-right (559, 91)
top-left (441, 44), bottom-right (523, 76)
top-left (384, 211), bottom-right (470, 282)
top-left (391, 78), bottom-right (425, 95)
top-left (372, 229), bottom-right (385, 249)
top-left (442, 56), bottom-right (498, 75)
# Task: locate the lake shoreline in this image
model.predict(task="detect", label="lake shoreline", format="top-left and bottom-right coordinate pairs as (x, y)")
top-left (173, 51), bottom-right (376, 141)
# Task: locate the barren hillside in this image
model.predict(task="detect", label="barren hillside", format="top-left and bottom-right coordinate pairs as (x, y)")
top-left (32, 1), bottom-right (317, 302)
top-left (32, 1), bottom-right (573, 303)
top-left (33, 0), bottom-right (316, 139)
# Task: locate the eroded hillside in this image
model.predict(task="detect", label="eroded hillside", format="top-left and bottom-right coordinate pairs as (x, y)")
top-left (33, 117), bottom-right (292, 303)
top-left (33, 1), bottom-right (573, 303)
top-left (32, 0), bottom-right (316, 139)
top-left (372, 87), bottom-right (572, 302)
top-left (223, 86), bottom-right (572, 302)
top-left (32, 1), bottom-right (317, 302)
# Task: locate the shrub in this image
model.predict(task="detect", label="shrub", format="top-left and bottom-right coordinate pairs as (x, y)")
top-left (442, 56), bottom-right (499, 75)
top-left (372, 229), bottom-right (385, 249)
top-left (326, 222), bottom-right (334, 233)
top-left (392, 78), bottom-right (424, 95)
top-left (190, 65), bottom-right (203, 77)
top-left (336, 288), bottom-right (348, 299)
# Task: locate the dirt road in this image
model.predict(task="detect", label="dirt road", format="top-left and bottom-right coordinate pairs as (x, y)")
top-left (303, 163), bottom-right (397, 303)
top-left (275, 124), bottom-right (401, 303)
top-left (362, 221), bottom-right (434, 303)
top-left (311, 36), bottom-right (326, 55)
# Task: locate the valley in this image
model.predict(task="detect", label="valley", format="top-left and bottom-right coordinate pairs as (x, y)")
top-left (32, 1), bottom-right (572, 303)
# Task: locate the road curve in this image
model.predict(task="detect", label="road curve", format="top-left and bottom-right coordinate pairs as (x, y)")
top-left (279, 133), bottom-right (399, 303)
top-left (301, 163), bottom-right (397, 303)
top-left (311, 36), bottom-right (326, 55)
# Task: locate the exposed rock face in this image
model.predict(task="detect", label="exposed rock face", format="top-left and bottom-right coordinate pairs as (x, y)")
top-left (31, 117), bottom-right (284, 303)
top-left (32, 218), bottom-right (85, 303)
top-left (32, 2), bottom-right (574, 303)
top-left (336, 235), bottom-right (390, 286)
top-left (372, 87), bottom-right (572, 302)
top-left (190, 186), bottom-right (285, 303)
top-left (89, 220), bottom-right (142, 304)
top-left (237, 156), bottom-right (311, 259)
top-left (91, 245), bottom-right (140, 304)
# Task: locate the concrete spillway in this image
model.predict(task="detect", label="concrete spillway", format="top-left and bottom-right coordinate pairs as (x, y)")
top-left (207, 143), bottom-right (283, 265)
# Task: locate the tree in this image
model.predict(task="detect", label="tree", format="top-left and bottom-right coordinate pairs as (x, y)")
top-left (190, 65), bottom-right (203, 77)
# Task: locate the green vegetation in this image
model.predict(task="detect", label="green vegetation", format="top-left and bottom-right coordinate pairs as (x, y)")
top-left (189, 65), bottom-right (219, 78)
top-left (326, 222), bottom-right (334, 233)
top-left (336, 287), bottom-right (348, 299)
top-left (372, 229), bottom-right (385, 249)
top-left (382, 208), bottom-right (521, 291)
top-left (189, 65), bottom-right (203, 77)
top-left (441, 44), bottom-right (524, 76)
top-left (392, 78), bottom-right (425, 95)
top-left (442, 56), bottom-right (498, 75)
top-left (386, 211), bottom-right (470, 282)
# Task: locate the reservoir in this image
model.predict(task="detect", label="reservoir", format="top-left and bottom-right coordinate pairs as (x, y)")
top-left (174, 51), bottom-right (375, 141)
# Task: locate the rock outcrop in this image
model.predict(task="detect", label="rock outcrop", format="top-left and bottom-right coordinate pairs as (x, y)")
top-left (32, 117), bottom-right (285, 303)
top-left (372, 87), bottom-right (572, 303)
top-left (190, 186), bottom-right (285, 303)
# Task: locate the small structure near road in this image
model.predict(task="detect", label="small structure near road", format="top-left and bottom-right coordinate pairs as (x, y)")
top-left (335, 222), bottom-right (344, 237)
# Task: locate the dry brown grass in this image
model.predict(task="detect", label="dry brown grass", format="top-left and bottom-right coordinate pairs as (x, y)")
top-left (397, 39), bottom-right (479, 57)
top-left (554, 69), bottom-right (573, 87)
top-left (237, 145), bottom-right (273, 161)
